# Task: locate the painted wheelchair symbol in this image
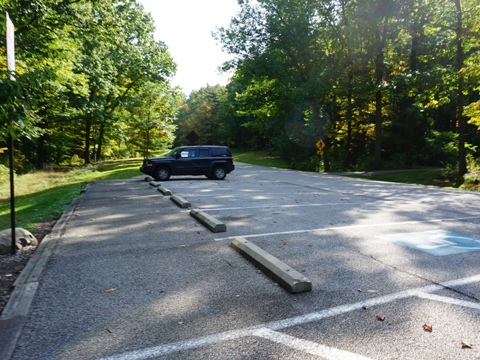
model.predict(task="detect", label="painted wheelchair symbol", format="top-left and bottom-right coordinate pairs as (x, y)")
top-left (379, 230), bottom-right (480, 256)
top-left (417, 234), bottom-right (480, 250)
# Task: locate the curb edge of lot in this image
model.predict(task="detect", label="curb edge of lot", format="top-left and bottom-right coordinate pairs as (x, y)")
top-left (0, 191), bottom-right (83, 360)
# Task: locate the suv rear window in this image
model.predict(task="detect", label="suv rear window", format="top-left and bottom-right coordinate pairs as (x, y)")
top-left (212, 148), bottom-right (231, 157)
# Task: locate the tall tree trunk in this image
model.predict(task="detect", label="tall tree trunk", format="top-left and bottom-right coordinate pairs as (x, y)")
top-left (374, 22), bottom-right (386, 170)
top-left (454, 0), bottom-right (467, 176)
top-left (405, 24), bottom-right (419, 168)
top-left (341, 0), bottom-right (353, 169)
top-left (374, 88), bottom-right (383, 170)
top-left (85, 116), bottom-right (92, 165)
top-left (96, 123), bottom-right (105, 161)
top-left (346, 70), bottom-right (353, 169)
top-left (145, 128), bottom-right (151, 159)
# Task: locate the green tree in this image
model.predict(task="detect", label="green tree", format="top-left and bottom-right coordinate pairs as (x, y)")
top-left (175, 85), bottom-right (230, 146)
top-left (218, 0), bottom-right (480, 173)
top-left (1, 0), bottom-right (177, 168)
top-left (71, 0), bottom-right (176, 163)
top-left (216, 0), bottom-right (334, 165)
top-left (127, 82), bottom-right (181, 158)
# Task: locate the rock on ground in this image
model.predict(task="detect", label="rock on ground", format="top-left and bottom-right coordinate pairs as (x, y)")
top-left (0, 228), bottom-right (38, 255)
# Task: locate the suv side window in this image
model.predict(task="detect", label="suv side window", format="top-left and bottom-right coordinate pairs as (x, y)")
top-left (179, 149), bottom-right (197, 158)
top-left (212, 148), bottom-right (230, 157)
top-left (198, 148), bottom-right (210, 157)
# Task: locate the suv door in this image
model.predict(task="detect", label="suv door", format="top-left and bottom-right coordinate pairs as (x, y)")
top-left (172, 148), bottom-right (197, 175)
top-left (190, 148), bottom-right (212, 174)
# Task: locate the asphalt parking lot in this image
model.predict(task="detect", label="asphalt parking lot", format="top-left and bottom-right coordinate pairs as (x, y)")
top-left (2, 162), bottom-right (480, 359)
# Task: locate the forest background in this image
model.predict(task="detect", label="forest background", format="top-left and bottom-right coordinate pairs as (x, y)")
top-left (1, 0), bottom-right (480, 181)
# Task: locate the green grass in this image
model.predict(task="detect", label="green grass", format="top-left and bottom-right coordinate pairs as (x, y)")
top-left (349, 168), bottom-right (480, 191)
top-left (232, 150), bottom-right (290, 169)
top-left (0, 158), bottom-right (144, 232)
top-left (352, 169), bottom-right (451, 187)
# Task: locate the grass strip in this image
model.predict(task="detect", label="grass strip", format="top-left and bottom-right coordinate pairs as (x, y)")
top-left (0, 159), bottom-right (142, 232)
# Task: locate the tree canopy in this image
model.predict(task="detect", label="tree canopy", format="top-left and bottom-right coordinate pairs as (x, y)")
top-left (0, 0), bottom-right (181, 170)
top-left (212, 0), bottom-right (480, 173)
top-left (2, 0), bottom-right (480, 176)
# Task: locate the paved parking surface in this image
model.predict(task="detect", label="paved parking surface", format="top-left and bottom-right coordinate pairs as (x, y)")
top-left (5, 163), bottom-right (480, 359)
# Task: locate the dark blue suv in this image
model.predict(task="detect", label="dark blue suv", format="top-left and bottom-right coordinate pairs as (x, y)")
top-left (140, 145), bottom-right (235, 181)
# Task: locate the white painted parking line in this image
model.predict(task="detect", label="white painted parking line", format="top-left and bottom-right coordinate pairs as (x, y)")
top-left (174, 192), bottom-right (301, 197)
top-left (204, 202), bottom-right (364, 211)
top-left (214, 215), bottom-right (480, 241)
top-left (181, 202), bottom-right (365, 213)
top-left (253, 328), bottom-right (372, 360)
top-left (100, 274), bottom-right (480, 360)
top-left (416, 292), bottom-right (480, 310)
top-left (100, 327), bottom-right (263, 360)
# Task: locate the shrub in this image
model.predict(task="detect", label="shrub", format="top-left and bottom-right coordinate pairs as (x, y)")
top-left (0, 164), bottom-right (9, 182)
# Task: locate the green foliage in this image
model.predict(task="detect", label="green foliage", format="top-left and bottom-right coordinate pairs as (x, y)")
top-left (214, 0), bottom-right (480, 175)
top-left (0, 0), bottom-right (179, 170)
top-left (174, 85), bottom-right (231, 146)
top-left (0, 74), bottom-right (40, 142)
top-left (466, 101), bottom-right (480, 128)
top-left (0, 164), bottom-right (8, 182)
top-left (2, 0), bottom-right (480, 177)
top-left (423, 131), bottom-right (459, 166)
top-left (126, 82), bottom-right (182, 158)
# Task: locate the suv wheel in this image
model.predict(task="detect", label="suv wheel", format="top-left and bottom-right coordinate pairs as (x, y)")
top-left (212, 166), bottom-right (226, 180)
top-left (155, 167), bottom-right (171, 181)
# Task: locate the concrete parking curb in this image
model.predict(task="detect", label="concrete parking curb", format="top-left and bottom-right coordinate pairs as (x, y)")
top-left (230, 237), bottom-right (312, 294)
top-left (190, 209), bottom-right (226, 233)
top-left (158, 186), bottom-right (173, 196)
top-left (170, 195), bottom-right (191, 208)
top-left (149, 181), bottom-right (162, 187)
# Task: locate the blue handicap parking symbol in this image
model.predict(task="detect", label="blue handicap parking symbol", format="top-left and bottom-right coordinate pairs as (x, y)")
top-left (378, 230), bottom-right (480, 256)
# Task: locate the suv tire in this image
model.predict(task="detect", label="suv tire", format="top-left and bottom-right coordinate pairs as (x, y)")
top-left (155, 166), bottom-right (171, 181)
top-left (212, 166), bottom-right (227, 180)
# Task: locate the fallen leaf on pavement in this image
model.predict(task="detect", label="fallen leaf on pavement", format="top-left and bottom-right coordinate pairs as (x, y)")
top-left (281, 241), bottom-right (287, 245)
top-left (422, 323), bottom-right (433, 332)
top-left (461, 341), bottom-right (473, 349)
top-left (106, 328), bottom-right (113, 333)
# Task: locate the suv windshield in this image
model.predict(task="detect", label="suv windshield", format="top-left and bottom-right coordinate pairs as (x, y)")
top-left (165, 148), bottom-right (179, 157)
